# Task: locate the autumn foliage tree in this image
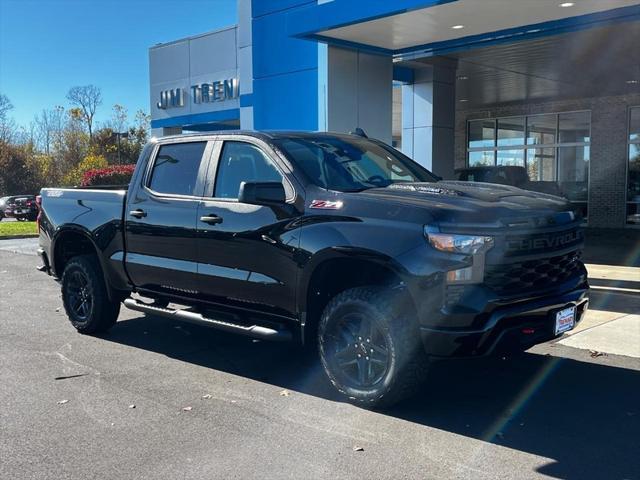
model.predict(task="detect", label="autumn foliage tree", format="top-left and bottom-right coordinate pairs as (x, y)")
top-left (0, 90), bottom-right (150, 196)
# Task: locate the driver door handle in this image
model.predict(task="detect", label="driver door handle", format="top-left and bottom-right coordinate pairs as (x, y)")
top-left (200, 214), bottom-right (223, 225)
top-left (129, 209), bottom-right (147, 218)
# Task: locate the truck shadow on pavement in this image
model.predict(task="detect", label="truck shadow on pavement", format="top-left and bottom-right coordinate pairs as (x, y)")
top-left (104, 314), bottom-right (640, 480)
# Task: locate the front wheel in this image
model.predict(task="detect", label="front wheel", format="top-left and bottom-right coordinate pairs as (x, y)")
top-left (318, 287), bottom-right (429, 408)
top-left (61, 255), bottom-right (120, 334)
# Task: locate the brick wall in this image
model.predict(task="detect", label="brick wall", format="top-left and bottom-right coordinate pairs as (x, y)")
top-left (454, 93), bottom-right (640, 228)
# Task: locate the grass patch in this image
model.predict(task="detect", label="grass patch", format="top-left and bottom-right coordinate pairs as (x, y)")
top-left (0, 221), bottom-right (38, 238)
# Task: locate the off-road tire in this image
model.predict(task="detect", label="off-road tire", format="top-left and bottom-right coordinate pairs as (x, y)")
top-left (318, 286), bottom-right (429, 409)
top-left (61, 255), bottom-right (120, 334)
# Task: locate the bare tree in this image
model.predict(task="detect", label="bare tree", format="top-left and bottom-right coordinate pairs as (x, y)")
top-left (66, 85), bottom-right (102, 140)
top-left (110, 104), bottom-right (128, 134)
top-left (34, 106), bottom-right (65, 154)
top-left (0, 94), bottom-right (12, 120)
top-left (0, 93), bottom-right (15, 142)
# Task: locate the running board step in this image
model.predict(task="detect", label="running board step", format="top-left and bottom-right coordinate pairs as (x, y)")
top-left (123, 298), bottom-right (292, 342)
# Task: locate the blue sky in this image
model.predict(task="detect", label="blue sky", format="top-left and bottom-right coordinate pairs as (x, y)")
top-left (0, 0), bottom-right (236, 128)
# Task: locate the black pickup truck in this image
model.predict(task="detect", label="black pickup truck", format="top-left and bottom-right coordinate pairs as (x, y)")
top-left (37, 131), bottom-right (589, 407)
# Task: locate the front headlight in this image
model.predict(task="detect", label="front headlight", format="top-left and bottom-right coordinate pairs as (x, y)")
top-left (424, 227), bottom-right (494, 284)
top-left (424, 228), bottom-right (494, 255)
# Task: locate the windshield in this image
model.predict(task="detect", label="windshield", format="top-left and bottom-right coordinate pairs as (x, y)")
top-left (274, 135), bottom-right (438, 192)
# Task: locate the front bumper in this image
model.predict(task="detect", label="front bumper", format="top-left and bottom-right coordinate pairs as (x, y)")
top-left (419, 285), bottom-right (589, 357)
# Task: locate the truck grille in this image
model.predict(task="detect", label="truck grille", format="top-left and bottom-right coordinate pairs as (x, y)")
top-left (485, 251), bottom-right (583, 295)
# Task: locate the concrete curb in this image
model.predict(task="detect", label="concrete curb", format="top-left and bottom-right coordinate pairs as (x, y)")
top-left (0, 234), bottom-right (39, 240)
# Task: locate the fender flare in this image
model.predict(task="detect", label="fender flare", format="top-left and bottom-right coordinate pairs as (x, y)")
top-left (297, 246), bottom-right (408, 318)
top-left (51, 224), bottom-right (118, 302)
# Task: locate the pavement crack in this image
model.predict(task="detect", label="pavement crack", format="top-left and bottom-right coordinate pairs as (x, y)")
top-left (54, 373), bottom-right (89, 381)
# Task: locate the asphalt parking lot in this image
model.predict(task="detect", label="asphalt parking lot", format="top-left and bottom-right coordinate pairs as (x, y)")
top-left (1, 241), bottom-right (639, 480)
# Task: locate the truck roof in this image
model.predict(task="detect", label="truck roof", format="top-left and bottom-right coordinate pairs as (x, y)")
top-left (153, 130), bottom-right (364, 142)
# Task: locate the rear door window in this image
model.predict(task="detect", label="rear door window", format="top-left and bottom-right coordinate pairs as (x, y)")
top-left (148, 142), bottom-right (207, 196)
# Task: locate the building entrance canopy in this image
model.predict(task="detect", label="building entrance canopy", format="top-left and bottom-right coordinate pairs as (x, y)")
top-left (287, 0), bottom-right (640, 57)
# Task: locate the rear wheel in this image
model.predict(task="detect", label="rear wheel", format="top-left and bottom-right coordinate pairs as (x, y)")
top-left (61, 255), bottom-right (120, 334)
top-left (318, 287), bottom-right (428, 408)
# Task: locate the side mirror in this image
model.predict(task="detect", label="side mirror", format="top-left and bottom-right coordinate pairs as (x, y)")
top-left (238, 181), bottom-right (287, 206)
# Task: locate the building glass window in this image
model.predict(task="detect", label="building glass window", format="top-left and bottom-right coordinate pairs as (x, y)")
top-left (496, 149), bottom-right (525, 167)
top-left (558, 146), bottom-right (589, 217)
top-left (559, 111), bottom-right (590, 143)
top-left (527, 148), bottom-right (555, 181)
top-left (468, 119), bottom-right (495, 149)
top-left (527, 114), bottom-right (557, 145)
top-left (627, 107), bottom-right (640, 225)
top-left (467, 111), bottom-right (591, 220)
top-left (468, 150), bottom-right (495, 167)
top-left (497, 117), bottom-right (525, 147)
top-left (629, 107), bottom-right (640, 142)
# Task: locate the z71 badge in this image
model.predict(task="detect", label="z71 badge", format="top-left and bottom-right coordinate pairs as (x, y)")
top-left (310, 200), bottom-right (343, 210)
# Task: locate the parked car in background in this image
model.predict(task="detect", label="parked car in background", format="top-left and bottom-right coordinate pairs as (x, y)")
top-left (0, 196), bottom-right (9, 221)
top-left (3, 195), bottom-right (38, 221)
top-left (456, 166), bottom-right (566, 198)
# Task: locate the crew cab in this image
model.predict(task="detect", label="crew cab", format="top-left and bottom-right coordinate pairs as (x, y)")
top-left (37, 131), bottom-right (589, 407)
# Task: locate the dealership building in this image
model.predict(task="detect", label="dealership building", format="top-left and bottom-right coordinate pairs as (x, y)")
top-left (149, 0), bottom-right (640, 228)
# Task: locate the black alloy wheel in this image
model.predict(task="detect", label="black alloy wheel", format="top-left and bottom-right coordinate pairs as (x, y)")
top-left (323, 311), bottom-right (391, 389)
top-left (61, 255), bottom-right (120, 334)
top-left (65, 270), bottom-right (94, 322)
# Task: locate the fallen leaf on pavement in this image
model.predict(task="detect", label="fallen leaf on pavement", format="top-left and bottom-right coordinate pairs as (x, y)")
top-left (589, 350), bottom-right (607, 358)
top-left (57, 399), bottom-right (68, 405)
top-left (182, 406), bottom-right (192, 411)
top-left (279, 390), bottom-right (291, 397)
top-left (202, 394), bottom-right (212, 399)
top-left (352, 446), bottom-right (364, 452)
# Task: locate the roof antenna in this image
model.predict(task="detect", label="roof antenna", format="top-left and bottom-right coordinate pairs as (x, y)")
top-left (350, 127), bottom-right (368, 138)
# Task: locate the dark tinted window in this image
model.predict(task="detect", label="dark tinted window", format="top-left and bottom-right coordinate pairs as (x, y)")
top-left (214, 141), bottom-right (283, 199)
top-left (148, 142), bottom-right (206, 196)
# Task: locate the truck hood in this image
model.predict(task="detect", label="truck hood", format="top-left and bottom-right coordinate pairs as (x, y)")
top-left (351, 181), bottom-right (575, 226)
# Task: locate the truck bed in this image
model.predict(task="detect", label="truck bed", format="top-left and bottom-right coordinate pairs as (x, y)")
top-left (39, 187), bottom-right (129, 290)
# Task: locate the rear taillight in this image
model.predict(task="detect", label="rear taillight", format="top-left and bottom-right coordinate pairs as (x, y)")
top-left (36, 195), bottom-right (42, 230)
